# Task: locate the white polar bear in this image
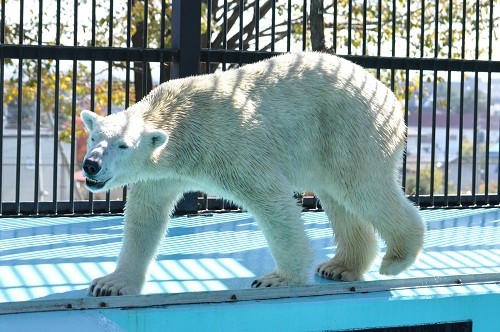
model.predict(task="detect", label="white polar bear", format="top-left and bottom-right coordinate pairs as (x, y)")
top-left (81, 52), bottom-right (425, 296)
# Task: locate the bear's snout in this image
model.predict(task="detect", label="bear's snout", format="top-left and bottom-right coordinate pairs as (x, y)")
top-left (83, 158), bottom-right (102, 176)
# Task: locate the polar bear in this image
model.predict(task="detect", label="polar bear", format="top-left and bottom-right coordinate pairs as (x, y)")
top-left (81, 52), bottom-right (425, 296)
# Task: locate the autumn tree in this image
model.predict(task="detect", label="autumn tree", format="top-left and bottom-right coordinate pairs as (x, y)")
top-left (5, 0), bottom-right (497, 122)
top-left (1, 0), bottom-right (498, 201)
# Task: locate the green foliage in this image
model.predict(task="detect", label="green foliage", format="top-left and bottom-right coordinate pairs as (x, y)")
top-left (2, 0), bottom-right (498, 129)
top-left (323, 0), bottom-right (498, 59)
top-left (405, 165), bottom-right (453, 196)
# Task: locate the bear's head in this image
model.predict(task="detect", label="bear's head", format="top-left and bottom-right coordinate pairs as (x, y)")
top-left (80, 110), bottom-right (168, 193)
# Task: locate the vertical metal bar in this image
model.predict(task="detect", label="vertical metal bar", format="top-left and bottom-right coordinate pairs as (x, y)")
top-left (171, 0), bottom-right (201, 79)
top-left (444, 0), bottom-right (453, 205)
top-left (34, 0), bottom-right (44, 213)
top-left (255, 0), bottom-right (260, 51)
top-left (376, 0), bottom-right (381, 77)
top-left (88, 0), bottom-right (97, 213)
top-left (205, 0), bottom-right (212, 51)
top-left (206, 0), bottom-right (211, 49)
top-left (52, 0), bottom-right (61, 213)
top-left (347, 0), bottom-right (352, 54)
top-left (223, 0), bottom-right (228, 49)
top-left (415, 68), bottom-right (423, 203)
top-left (160, 0), bottom-right (167, 80)
top-left (456, 2), bottom-right (467, 204)
top-left (108, 0), bottom-right (113, 50)
top-left (429, 0), bottom-right (439, 204)
top-left (106, 0), bottom-right (114, 211)
top-left (406, 0), bottom-right (410, 57)
top-left (125, 0), bottom-right (132, 96)
top-left (394, 0), bottom-right (404, 191)
top-left (271, 0), bottom-right (276, 51)
top-left (470, 0), bottom-right (481, 203)
top-left (414, 0), bottom-right (426, 203)
top-left (126, 0), bottom-right (132, 92)
top-left (69, 0), bottom-right (79, 213)
top-left (239, 0), bottom-right (244, 51)
top-left (403, 0), bottom-right (411, 194)
top-left (390, 0), bottom-right (396, 90)
top-left (302, 0), bottom-right (306, 51)
top-left (287, 0), bottom-right (291, 52)
top-left (222, 0), bottom-right (227, 70)
top-left (203, 193), bottom-right (208, 211)
top-left (15, 0), bottom-right (24, 213)
top-left (0, 0), bottom-right (5, 213)
top-left (205, 0), bottom-right (212, 73)
top-left (171, 0), bottom-right (201, 213)
top-left (484, 0), bottom-right (494, 203)
top-left (108, 0), bottom-right (114, 95)
top-left (123, 0), bottom-right (133, 203)
top-left (429, 74), bottom-right (437, 203)
top-left (143, 0), bottom-right (148, 46)
top-left (457, 69), bottom-right (465, 203)
top-left (142, 0), bottom-right (149, 96)
top-left (419, 0), bottom-right (425, 55)
top-left (332, 0), bottom-right (337, 52)
top-left (362, 0), bottom-right (367, 55)
top-left (494, 0), bottom-right (500, 200)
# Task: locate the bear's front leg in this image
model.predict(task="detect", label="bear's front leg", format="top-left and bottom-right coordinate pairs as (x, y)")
top-left (234, 180), bottom-right (313, 287)
top-left (89, 180), bottom-right (183, 296)
top-left (249, 200), bottom-right (313, 287)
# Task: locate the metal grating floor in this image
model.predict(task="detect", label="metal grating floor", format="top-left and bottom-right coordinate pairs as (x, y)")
top-left (0, 208), bottom-right (498, 303)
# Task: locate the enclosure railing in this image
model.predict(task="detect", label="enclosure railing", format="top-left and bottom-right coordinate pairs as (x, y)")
top-left (0, 0), bottom-right (499, 216)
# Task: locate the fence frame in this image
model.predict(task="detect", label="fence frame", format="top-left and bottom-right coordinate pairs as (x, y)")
top-left (0, 0), bottom-right (499, 216)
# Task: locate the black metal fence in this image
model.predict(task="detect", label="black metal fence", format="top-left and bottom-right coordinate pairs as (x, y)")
top-left (0, 0), bottom-right (499, 216)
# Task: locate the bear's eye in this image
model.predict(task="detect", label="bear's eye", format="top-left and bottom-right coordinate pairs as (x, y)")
top-left (118, 143), bottom-right (129, 149)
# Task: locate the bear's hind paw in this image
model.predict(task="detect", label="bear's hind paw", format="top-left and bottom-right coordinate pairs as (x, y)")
top-left (379, 253), bottom-right (418, 276)
top-left (251, 272), bottom-right (304, 288)
top-left (316, 260), bottom-right (364, 282)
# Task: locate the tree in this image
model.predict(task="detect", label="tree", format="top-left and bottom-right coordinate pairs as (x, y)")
top-left (2, 0), bottom-right (498, 201)
top-left (6, 0), bottom-right (497, 118)
top-left (405, 165), bottom-right (453, 196)
top-left (308, 1), bottom-right (499, 103)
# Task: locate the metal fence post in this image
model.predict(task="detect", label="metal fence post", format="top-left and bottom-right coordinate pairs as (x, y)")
top-left (171, 0), bottom-right (201, 214)
top-left (171, 0), bottom-right (201, 78)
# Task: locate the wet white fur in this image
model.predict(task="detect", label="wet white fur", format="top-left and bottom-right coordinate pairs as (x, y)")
top-left (81, 52), bottom-right (425, 296)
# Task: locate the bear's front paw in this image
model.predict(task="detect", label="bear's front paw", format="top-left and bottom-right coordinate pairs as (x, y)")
top-left (251, 271), bottom-right (304, 288)
top-left (88, 271), bottom-right (145, 297)
top-left (316, 259), bottom-right (364, 282)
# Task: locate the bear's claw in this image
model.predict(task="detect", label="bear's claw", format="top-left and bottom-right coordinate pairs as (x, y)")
top-left (251, 271), bottom-right (303, 288)
top-left (88, 271), bottom-right (143, 297)
top-left (316, 260), bottom-right (364, 282)
top-left (251, 280), bottom-right (272, 288)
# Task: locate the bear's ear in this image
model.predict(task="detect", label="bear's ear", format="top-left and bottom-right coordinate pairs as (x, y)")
top-left (80, 110), bottom-right (100, 132)
top-left (147, 129), bottom-right (169, 149)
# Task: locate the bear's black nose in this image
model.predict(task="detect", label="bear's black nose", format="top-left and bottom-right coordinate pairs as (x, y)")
top-left (83, 158), bottom-right (101, 176)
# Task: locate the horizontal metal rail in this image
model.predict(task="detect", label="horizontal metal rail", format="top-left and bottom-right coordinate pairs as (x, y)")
top-left (0, 273), bottom-right (497, 315)
top-left (0, 201), bottom-right (125, 217)
top-left (201, 49), bottom-right (500, 72)
top-left (0, 45), bottom-right (177, 62)
top-left (1, 0), bottom-right (499, 216)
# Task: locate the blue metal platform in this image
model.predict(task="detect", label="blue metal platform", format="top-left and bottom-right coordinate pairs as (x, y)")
top-left (0, 208), bottom-right (498, 331)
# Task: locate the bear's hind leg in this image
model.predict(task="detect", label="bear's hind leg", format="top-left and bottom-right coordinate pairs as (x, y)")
top-left (315, 192), bottom-right (379, 281)
top-left (349, 184), bottom-right (425, 276)
top-left (378, 197), bottom-right (424, 276)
